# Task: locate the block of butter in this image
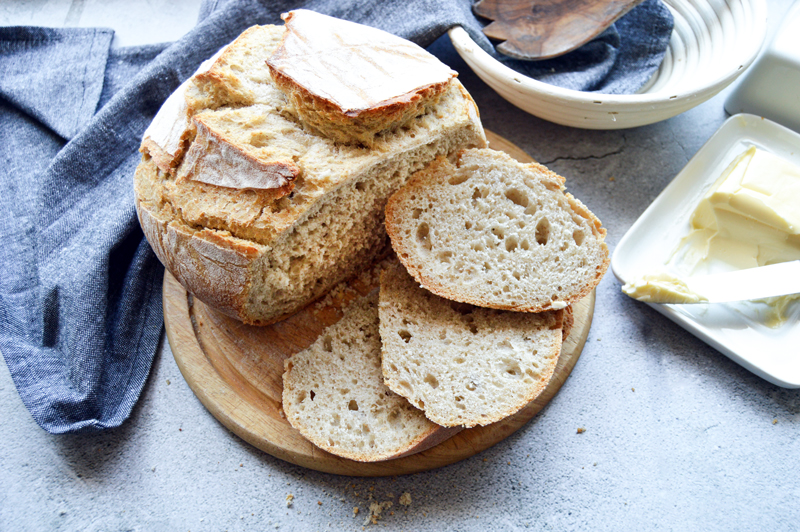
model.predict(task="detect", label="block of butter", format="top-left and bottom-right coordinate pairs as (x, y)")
top-left (680, 145), bottom-right (800, 273)
top-left (623, 145), bottom-right (800, 310)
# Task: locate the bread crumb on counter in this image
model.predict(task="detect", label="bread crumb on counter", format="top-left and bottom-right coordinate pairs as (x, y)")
top-left (286, 494), bottom-right (294, 508)
top-left (399, 492), bottom-right (412, 506)
top-left (577, 427), bottom-right (586, 434)
top-left (363, 501), bottom-right (392, 526)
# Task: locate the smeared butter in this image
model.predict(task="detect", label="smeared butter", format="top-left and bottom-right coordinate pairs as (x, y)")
top-left (623, 146), bottom-right (800, 322)
top-left (622, 272), bottom-right (707, 304)
top-left (677, 145), bottom-right (800, 273)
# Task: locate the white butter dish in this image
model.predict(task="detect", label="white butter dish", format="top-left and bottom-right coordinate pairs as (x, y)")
top-left (725, 2), bottom-right (800, 133)
top-left (612, 114), bottom-right (800, 388)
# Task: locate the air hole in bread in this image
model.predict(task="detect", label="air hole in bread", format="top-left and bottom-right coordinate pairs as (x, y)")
top-left (438, 251), bottom-right (453, 263)
top-left (491, 226), bottom-right (506, 240)
top-left (355, 181), bottom-right (366, 192)
top-left (332, 414), bottom-right (340, 426)
top-left (505, 235), bottom-right (519, 252)
top-left (455, 357), bottom-right (465, 364)
top-left (466, 381), bottom-right (477, 391)
top-left (309, 390), bottom-right (316, 401)
top-left (348, 400), bottom-right (359, 411)
top-left (471, 188), bottom-right (481, 201)
top-left (573, 229), bottom-right (585, 246)
top-left (502, 361), bottom-right (522, 378)
top-left (424, 374), bottom-right (439, 389)
top-left (362, 424), bottom-right (370, 433)
top-left (411, 208), bottom-right (423, 219)
top-left (398, 330), bottom-right (412, 343)
top-left (449, 171), bottom-right (471, 185)
top-left (465, 220), bottom-right (473, 230)
top-left (504, 188), bottom-right (529, 208)
top-left (471, 241), bottom-right (484, 252)
top-left (390, 363), bottom-right (398, 372)
top-left (535, 218), bottom-right (550, 245)
top-left (468, 323), bottom-right (478, 334)
top-left (416, 222), bottom-right (432, 251)
top-left (512, 271), bottom-right (522, 281)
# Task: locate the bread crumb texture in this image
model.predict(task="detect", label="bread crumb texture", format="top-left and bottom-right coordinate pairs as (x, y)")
top-left (134, 22), bottom-right (485, 325)
top-left (385, 148), bottom-right (609, 312)
top-left (282, 291), bottom-right (448, 462)
top-left (379, 261), bottom-right (563, 427)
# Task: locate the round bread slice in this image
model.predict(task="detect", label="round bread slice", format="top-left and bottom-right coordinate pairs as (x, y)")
top-left (379, 261), bottom-right (564, 428)
top-left (385, 148), bottom-right (609, 312)
top-left (282, 290), bottom-right (459, 462)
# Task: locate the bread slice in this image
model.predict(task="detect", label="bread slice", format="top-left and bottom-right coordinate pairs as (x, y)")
top-left (134, 22), bottom-right (486, 325)
top-left (378, 261), bottom-right (563, 428)
top-left (385, 148), bottom-right (608, 312)
top-left (282, 290), bottom-right (459, 461)
top-left (267, 10), bottom-right (456, 147)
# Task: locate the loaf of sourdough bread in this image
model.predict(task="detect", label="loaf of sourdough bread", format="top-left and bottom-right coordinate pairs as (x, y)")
top-left (385, 148), bottom-right (608, 313)
top-left (134, 21), bottom-right (486, 325)
top-left (379, 261), bottom-right (564, 428)
top-left (282, 290), bottom-right (460, 461)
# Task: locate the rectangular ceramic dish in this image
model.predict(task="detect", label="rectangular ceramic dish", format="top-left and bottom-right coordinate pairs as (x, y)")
top-left (612, 114), bottom-right (800, 388)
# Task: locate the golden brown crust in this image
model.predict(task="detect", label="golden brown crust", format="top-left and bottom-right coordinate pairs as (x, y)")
top-left (178, 113), bottom-right (298, 193)
top-left (266, 10), bottom-right (457, 146)
top-left (135, 176), bottom-right (260, 322)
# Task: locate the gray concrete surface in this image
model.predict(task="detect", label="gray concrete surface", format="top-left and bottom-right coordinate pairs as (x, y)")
top-left (2, 1), bottom-right (799, 530)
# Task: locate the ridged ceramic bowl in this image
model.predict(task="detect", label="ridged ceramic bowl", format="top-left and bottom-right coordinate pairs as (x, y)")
top-left (449, 0), bottom-right (768, 129)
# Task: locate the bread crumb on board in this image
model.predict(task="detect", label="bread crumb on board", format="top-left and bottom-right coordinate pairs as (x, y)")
top-left (286, 494), bottom-right (294, 508)
top-left (577, 427), bottom-right (586, 434)
top-left (399, 492), bottom-right (412, 506)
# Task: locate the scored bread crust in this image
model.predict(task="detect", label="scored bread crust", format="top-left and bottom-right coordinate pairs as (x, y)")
top-left (266, 10), bottom-right (457, 147)
top-left (385, 148), bottom-right (609, 313)
top-left (379, 261), bottom-right (563, 428)
top-left (282, 290), bottom-right (460, 462)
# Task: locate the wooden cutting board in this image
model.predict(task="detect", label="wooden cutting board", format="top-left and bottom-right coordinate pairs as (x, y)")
top-left (163, 131), bottom-right (596, 476)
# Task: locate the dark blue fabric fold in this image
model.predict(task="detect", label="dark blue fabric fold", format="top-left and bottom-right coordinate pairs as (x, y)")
top-left (0, 0), bottom-right (672, 434)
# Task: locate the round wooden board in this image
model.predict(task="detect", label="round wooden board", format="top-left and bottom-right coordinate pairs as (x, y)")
top-left (164, 131), bottom-right (596, 476)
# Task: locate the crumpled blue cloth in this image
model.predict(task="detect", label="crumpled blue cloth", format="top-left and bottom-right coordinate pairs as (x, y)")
top-left (0, 0), bottom-right (672, 434)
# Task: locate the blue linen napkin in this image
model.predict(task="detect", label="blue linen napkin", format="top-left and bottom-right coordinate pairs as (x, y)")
top-left (0, 0), bottom-right (672, 434)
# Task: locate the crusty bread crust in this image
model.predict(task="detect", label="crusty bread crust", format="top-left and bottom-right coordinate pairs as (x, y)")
top-left (135, 187), bottom-right (258, 320)
top-left (385, 149), bottom-right (609, 313)
top-left (266, 10), bottom-right (457, 147)
top-left (179, 113), bottom-right (298, 193)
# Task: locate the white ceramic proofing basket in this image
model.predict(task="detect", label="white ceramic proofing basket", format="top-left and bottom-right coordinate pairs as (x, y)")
top-left (449, 0), bottom-right (768, 129)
